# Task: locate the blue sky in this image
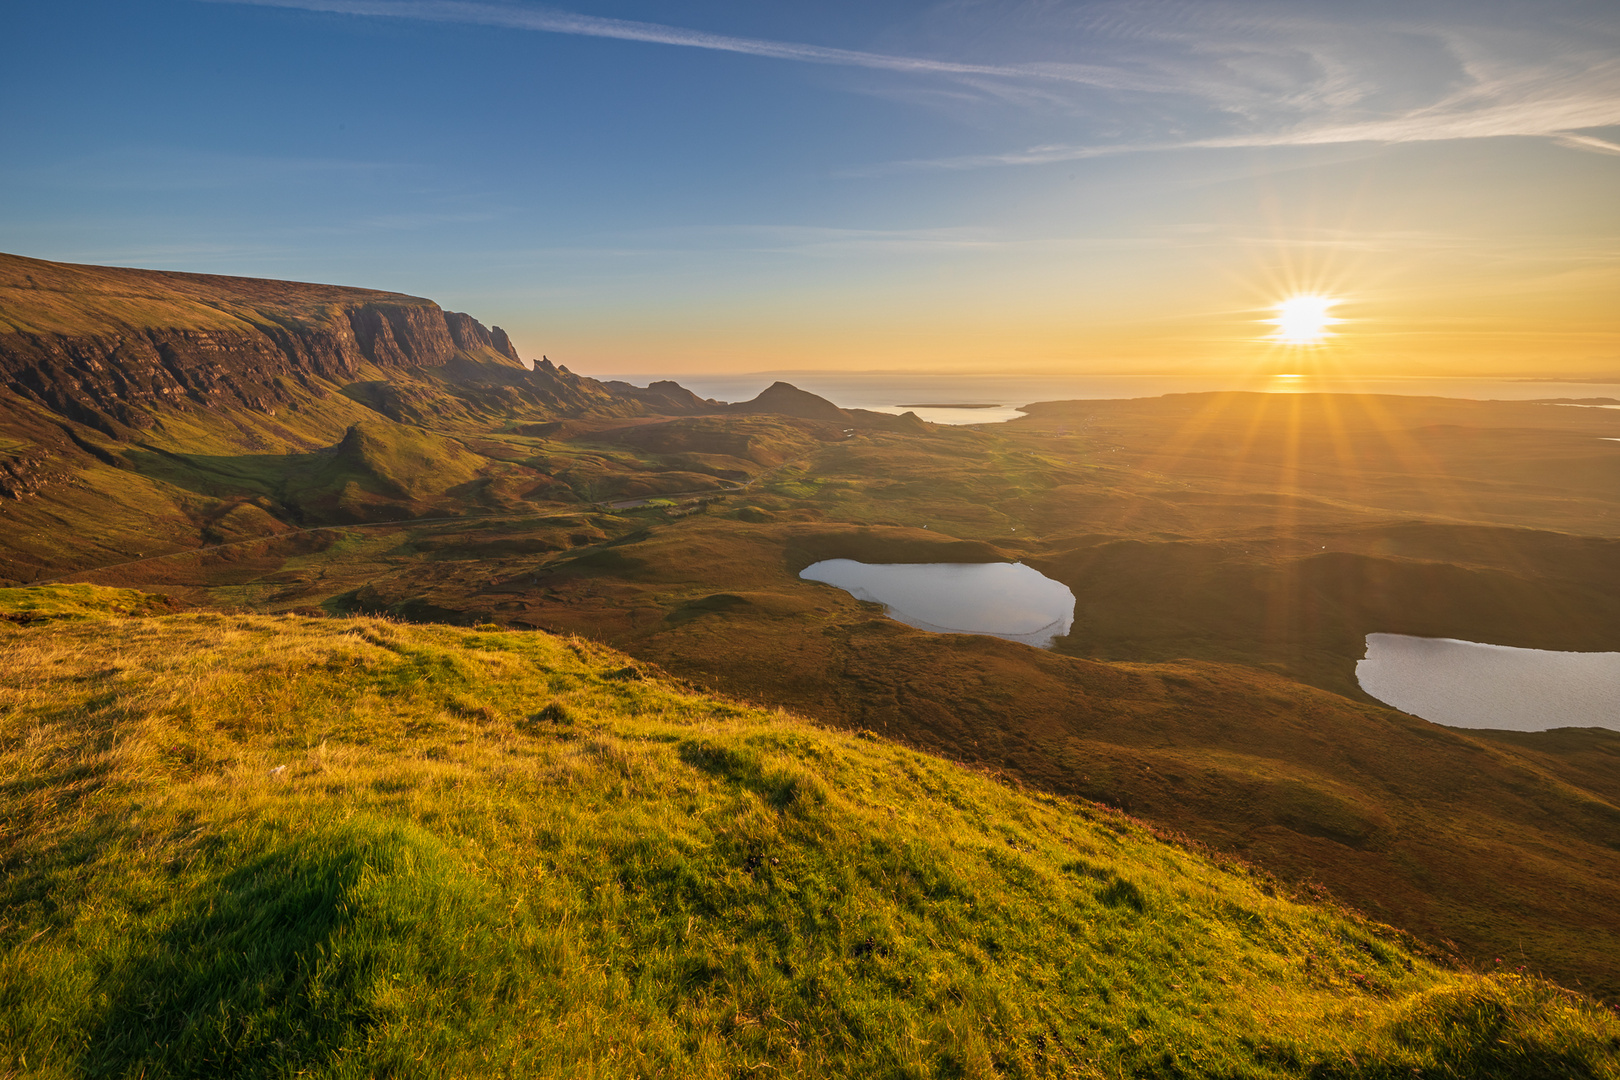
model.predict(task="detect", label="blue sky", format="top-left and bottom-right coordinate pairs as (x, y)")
top-left (3, 0), bottom-right (1617, 375)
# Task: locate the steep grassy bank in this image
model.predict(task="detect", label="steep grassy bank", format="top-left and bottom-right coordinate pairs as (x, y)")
top-left (1, 587), bottom-right (1616, 1077)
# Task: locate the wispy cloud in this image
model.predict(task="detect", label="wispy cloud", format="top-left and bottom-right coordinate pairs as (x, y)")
top-left (862, 110), bottom-right (1620, 176)
top-left (1552, 133), bottom-right (1620, 154)
top-left (207, 0), bottom-right (1620, 171)
top-left (204, 0), bottom-right (1163, 92)
top-left (849, 7), bottom-right (1620, 173)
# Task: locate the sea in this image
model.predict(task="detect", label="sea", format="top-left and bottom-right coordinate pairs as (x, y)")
top-left (590, 371), bottom-right (1620, 426)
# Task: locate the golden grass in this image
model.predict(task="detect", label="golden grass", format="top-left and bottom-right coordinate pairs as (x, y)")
top-left (0, 597), bottom-right (1616, 1077)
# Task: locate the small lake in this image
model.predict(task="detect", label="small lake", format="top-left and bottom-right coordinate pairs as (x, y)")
top-left (1356, 633), bottom-right (1620, 732)
top-left (799, 560), bottom-right (1075, 648)
top-left (865, 404), bottom-right (1029, 426)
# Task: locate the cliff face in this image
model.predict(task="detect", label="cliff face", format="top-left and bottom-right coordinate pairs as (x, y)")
top-left (0, 253), bottom-right (526, 437)
top-left (3, 320), bottom-right (373, 435)
top-left (443, 310), bottom-right (521, 362)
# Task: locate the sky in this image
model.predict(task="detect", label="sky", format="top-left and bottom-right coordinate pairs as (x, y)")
top-left (2, 0), bottom-right (1618, 378)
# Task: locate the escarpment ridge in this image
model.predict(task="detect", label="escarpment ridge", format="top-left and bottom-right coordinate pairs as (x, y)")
top-left (0, 252), bottom-right (530, 435)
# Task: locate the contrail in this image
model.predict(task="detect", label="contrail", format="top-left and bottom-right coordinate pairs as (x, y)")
top-left (204, 0), bottom-right (1159, 91)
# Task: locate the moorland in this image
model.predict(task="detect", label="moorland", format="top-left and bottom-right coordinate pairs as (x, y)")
top-left (3, 251), bottom-right (1619, 1073)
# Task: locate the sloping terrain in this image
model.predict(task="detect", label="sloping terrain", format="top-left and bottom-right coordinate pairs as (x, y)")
top-left (0, 254), bottom-right (864, 576)
top-left (2, 586), bottom-right (1617, 1078)
top-left (225, 511), bottom-right (1620, 1000)
top-left (88, 392), bottom-right (1616, 999)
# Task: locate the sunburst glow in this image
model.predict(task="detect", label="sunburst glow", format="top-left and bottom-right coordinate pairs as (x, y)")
top-left (1269, 295), bottom-right (1341, 345)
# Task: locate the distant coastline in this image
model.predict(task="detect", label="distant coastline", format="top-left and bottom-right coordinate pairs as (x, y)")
top-left (591, 371), bottom-right (1620, 423)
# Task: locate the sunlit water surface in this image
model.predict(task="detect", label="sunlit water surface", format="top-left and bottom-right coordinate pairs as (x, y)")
top-left (867, 404), bottom-right (1030, 425)
top-left (799, 560), bottom-right (1075, 647)
top-left (1356, 634), bottom-right (1620, 732)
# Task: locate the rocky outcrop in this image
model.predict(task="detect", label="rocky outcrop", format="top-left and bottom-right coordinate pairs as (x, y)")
top-left (0, 450), bottom-right (67, 500)
top-left (443, 311), bottom-right (522, 363)
top-left (428, 353), bottom-right (644, 417)
top-left (344, 303), bottom-right (459, 369)
top-left (490, 326), bottom-right (519, 362)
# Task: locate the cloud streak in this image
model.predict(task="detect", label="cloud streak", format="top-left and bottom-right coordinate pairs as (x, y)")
top-left (850, 44), bottom-right (1620, 172)
top-left (205, 0), bottom-right (1163, 92)
top-left (208, 0), bottom-right (1620, 171)
top-left (1553, 133), bottom-right (1620, 154)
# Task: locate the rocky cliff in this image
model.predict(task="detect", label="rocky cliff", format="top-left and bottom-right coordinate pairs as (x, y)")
top-left (0, 252), bottom-right (525, 436)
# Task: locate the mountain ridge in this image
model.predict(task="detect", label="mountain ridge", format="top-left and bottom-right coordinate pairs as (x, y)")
top-left (0, 252), bottom-right (527, 438)
top-left (0, 254), bottom-right (917, 574)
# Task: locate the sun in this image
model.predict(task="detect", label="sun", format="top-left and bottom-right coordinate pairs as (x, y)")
top-left (1268, 295), bottom-right (1340, 345)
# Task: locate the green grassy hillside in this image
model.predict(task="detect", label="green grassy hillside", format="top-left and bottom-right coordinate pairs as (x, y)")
top-left (1, 586), bottom-right (1617, 1078)
top-left (0, 251), bottom-right (429, 337)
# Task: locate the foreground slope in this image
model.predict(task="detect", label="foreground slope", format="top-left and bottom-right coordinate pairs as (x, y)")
top-left (2, 587), bottom-right (1618, 1078)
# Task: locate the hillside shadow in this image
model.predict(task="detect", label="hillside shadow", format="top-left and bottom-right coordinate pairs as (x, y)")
top-left (80, 817), bottom-right (523, 1079)
top-left (123, 447), bottom-right (324, 501)
top-left (81, 830), bottom-right (372, 1078)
